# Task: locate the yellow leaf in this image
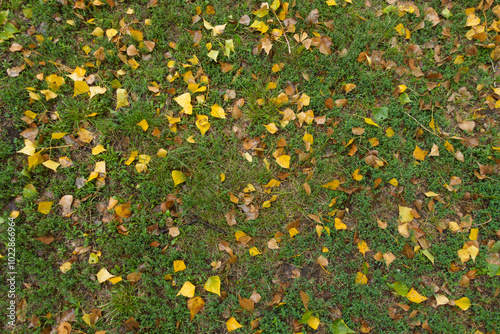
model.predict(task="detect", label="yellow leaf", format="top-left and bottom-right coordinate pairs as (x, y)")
top-left (326, 0), bottom-right (337, 6)
top-left (109, 276), bottom-right (122, 284)
top-left (454, 297), bottom-right (471, 310)
top-left (469, 228), bottom-right (478, 241)
top-left (406, 288), bottom-right (427, 303)
top-left (289, 227), bottom-right (299, 237)
top-left (42, 160), bottom-right (60, 172)
top-left (207, 50), bottom-right (219, 62)
top-left (177, 281), bottom-right (196, 298)
top-left (116, 88), bottom-right (129, 109)
top-left (322, 180), bottom-right (340, 190)
top-left (220, 173), bottom-right (225, 182)
top-left (174, 260), bottom-right (186, 272)
top-left (52, 133), bottom-right (67, 140)
top-left (91, 27), bottom-right (104, 37)
top-left (395, 23), bottom-right (406, 36)
top-left (386, 127), bottom-right (395, 137)
top-left (250, 20), bottom-right (269, 34)
top-left (204, 276), bottom-right (221, 296)
top-left (436, 294), bottom-right (450, 306)
top-left (335, 218), bottom-right (347, 230)
top-left (172, 170), bottom-right (186, 186)
top-left (135, 163), bottom-right (147, 173)
top-left (398, 85), bottom-right (407, 93)
top-left (399, 206), bottom-right (413, 222)
top-left (92, 145), bottom-right (107, 155)
top-left (226, 317), bottom-right (243, 332)
top-left (389, 178), bottom-right (398, 186)
top-left (444, 141), bottom-right (454, 153)
top-left (267, 81), bottom-right (277, 90)
top-left (466, 13), bottom-right (480, 27)
top-left (308, 315), bottom-right (320, 329)
top-left (272, 63), bottom-right (284, 72)
top-left (137, 119), bottom-right (149, 131)
top-left (18, 139), bottom-right (36, 156)
top-left (60, 262), bottom-right (72, 273)
top-left (249, 247), bottom-right (261, 256)
top-left (89, 86), bottom-right (107, 99)
top-left (195, 114), bottom-right (210, 135)
top-left (344, 83), bottom-right (356, 93)
top-left (276, 155), bottom-right (290, 168)
top-left (413, 145), bottom-right (428, 161)
top-left (28, 153), bottom-right (44, 170)
top-left (364, 118), bottom-right (380, 127)
top-left (96, 268), bottom-right (115, 283)
top-left (187, 296), bottom-right (205, 320)
top-left (264, 123), bottom-right (279, 134)
top-left (424, 191), bottom-right (440, 197)
top-left (173, 92), bottom-right (192, 114)
top-left (357, 241), bottom-right (370, 255)
top-left (74, 81), bottom-right (89, 96)
top-left (38, 201), bottom-right (53, 214)
top-left (355, 272), bottom-right (368, 285)
top-left (106, 28), bottom-right (118, 40)
top-left (352, 168), bottom-right (363, 181)
top-left (211, 104), bottom-right (226, 118)
top-left (454, 55), bottom-right (464, 65)
top-left (40, 89), bottom-right (58, 100)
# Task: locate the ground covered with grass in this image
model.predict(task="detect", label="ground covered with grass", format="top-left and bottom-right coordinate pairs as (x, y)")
top-left (1, 0), bottom-right (500, 333)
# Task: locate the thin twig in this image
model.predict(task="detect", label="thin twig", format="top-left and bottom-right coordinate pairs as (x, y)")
top-left (272, 10), bottom-right (291, 54)
top-left (403, 110), bottom-right (444, 141)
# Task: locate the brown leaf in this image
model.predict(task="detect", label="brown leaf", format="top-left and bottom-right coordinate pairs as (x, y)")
top-left (238, 295), bottom-right (255, 312)
top-left (305, 9), bottom-right (319, 26)
top-left (325, 97), bottom-right (333, 109)
top-left (402, 243), bottom-right (415, 259)
top-left (334, 99), bottom-right (348, 107)
top-left (300, 290), bottom-right (310, 310)
top-left (34, 235), bottom-right (54, 244)
top-left (225, 208), bottom-right (237, 226)
top-left (250, 291), bottom-right (262, 303)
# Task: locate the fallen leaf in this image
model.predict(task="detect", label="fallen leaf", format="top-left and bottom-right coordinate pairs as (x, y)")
top-left (96, 268), bottom-right (115, 283)
top-left (204, 276), bottom-right (221, 296)
top-left (226, 317), bottom-right (243, 332)
top-left (177, 281), bottom-right (196, 298)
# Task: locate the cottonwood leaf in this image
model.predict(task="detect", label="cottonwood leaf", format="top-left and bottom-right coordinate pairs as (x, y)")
top-left (407, 288), bottom-right (427, 303)
top-left (226, 317), bottom-right (243, 332)
top-left (204, 276), bottom-right (221, 296)
top-left (172, 170), bottom-right (186, 187)
top-left (96, 268), bottom-right (115, 283)
top-left (187, 296), bottom-right (205, 320)
top-left (177, 281), bottom-right (196, 298)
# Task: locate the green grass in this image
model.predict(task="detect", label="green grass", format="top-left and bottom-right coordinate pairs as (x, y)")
top-left (1, 0), bottom-right (499, 333)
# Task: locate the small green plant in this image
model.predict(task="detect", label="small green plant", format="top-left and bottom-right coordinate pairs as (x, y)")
top-left (99, 285), bottom-right (141, 322)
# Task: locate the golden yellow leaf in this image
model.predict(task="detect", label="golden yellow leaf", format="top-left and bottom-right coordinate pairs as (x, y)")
top-left (74, 81), bottom-right (89, 96)
top-left (355, 272), bottom-right (368, 285)
top-left (267, 81), bottom-right (277, 90)
top-left (357, 241), bottom-right (370, 256)
top-left (52, 133), bottom-right (67, 139)
top-left (364, 118), bottom-right (380, 127)
top-left (226, 317), bottom-right (243, 332)
top-left (42, 160), bottom-right (60, 172)
top-left (352, 168), bottom-right (363, 181)
top-left (204, 276), bottom-right (221, 296)
top-left (399, 206), bottom-right (413, 222)
top-left (264, 123), bottom-right (279, 134)
top-left (389, 178), bottom-right (398, 186)
top-left (172, 170), bottom-right (186, 187)
top-left (137, 119), bottom-right (149, 131)
top-left (325, 0), bottom-right (337, 5)
top-left (109, 276), bottom-right (122, 284)
top-left (335, 218), bottom-right (347, 230)
top-left (116, 88), bottom-right (129, 109)
top-left (89, 86), bottom-right (107, 99)
top-left (28, 153), bottom-right (44, 170)
top-left (249, 247), bottom-right (261, 256)
top-left (40, 89), bottom-right (57, 100)
top-left (220, 173), bottom-right (225, 182)
top-left (193, 114), bottom-right (210, 136)
top-left (92, 145), bottom-right (107, 155)
top-left (469, 228), bottom-right (478, 241)
top-left (386, 127), bottom-right (395, 137)
top-left (60, 262), bottom-right (72, 273)
top-left (454, 297), bottom-right (471, 310)
top-left (413, 145), bottom-right (428, 161)
top-left (38, 201), bottom-right (53, 214)
top-left (177, 281), bottom-right (196, 298)
top-left (406, 288), bottom-right (427, 303)
top-left (344, 83), bottom-right (356, 93)
top-left (96, 268), bottom-right (115, 283)
top-left (308, 315), bottom-right (320, 329)
top-left (210, 104), bottom-right (226, 118)
top-left (187, 296), bottom-right (205, 320)
top-left (289, 227), bottom-right (299, 237)
top-left (276, 155), bottom-right (290, 168)
top-left (398, 85), bottom-right (407, 93)
top-left (174, 260), bottom-right (186, 272)
top-left (395, 23), bottom-right (406, 36)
